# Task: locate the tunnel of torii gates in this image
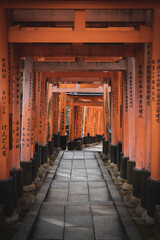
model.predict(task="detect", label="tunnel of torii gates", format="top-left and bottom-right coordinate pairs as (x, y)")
top-left (0, 1), bottom-right (160, 221)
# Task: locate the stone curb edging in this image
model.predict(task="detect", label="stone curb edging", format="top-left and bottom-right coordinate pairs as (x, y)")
top-left (95, 152), bottom-right (142, 240)
top-left (13, 151), bottom-right (64, 240)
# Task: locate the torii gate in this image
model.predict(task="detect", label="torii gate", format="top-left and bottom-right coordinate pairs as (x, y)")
top-left (0, 2), bottom-right (159, 220)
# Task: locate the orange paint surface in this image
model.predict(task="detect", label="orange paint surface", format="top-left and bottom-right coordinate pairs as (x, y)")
top-left (151, 9), bottom-right (160, 180)
top-left (69, 98), bottom-right (75, 141)
top-left (52, 93), bottom-right (59, 135)
top-left (21, 58), bottom-right (33, 162)
top-left (135, 45), bottom-right (145, 169)
top-left (122, 71), bottom-right (129, 157)
top-left (127, 57), bottom-right (136, 162)
top-left (35, 72), bottom-right (41, 143)
top-left (0, 9), bottom-right (9, 179)
top-left (12, 46), bottom-right (20, 169)
top-left (111, 72), bottom-right (121, 146)
top-left (60, 92), bottom-right (66, 136)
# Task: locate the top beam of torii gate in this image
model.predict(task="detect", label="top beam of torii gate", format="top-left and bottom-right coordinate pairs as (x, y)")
top-left (1, 1), bottom-right (160, 9)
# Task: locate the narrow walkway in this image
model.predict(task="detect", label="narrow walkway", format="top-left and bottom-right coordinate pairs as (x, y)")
top-left (31, 151), bottom-right (124, 240)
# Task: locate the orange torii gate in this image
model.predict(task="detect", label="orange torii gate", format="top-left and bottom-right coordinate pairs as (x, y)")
top-left (0, 2), bottom-right (160, 220)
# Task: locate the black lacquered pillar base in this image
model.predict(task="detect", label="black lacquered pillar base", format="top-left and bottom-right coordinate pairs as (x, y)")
top-left (118, 152), bottom-right (124, 171)
top-left (9, 168), bottom-right (17, 208)
top-left (117, 141), bottom-right (122, 169)
top-left (103, 140), bottom-right (108, 155)
top-left (53, 134), bottom-right (60, 148)
top-left (0, 176), bottom-right (14, 217)
top-left (48, 140), bottom-right (54, 155)
top-left (147, 177), bottom-right (160, 217)
top-left (35, 142), bottom-right (41, 167)
top-left (127, 160), bottom-right (136, 184)
top-left (141, 169), bottom-right (151, 209)
top-left (132, 167), bottom-right (142, 198)
top-left (41, 145), bottom-right (48, 164)
top-left (16, 167), bottom-right (23, 199)
top-left (60, 136), bottom-right (67, 150)
top-left (120, 156), bottom-right (129, 179)
top-left (20, 160), bottom-right (32, 186)
top-left (68, 141), bottom-right (75, 150)
top-left (110, 144), bottom-right (117, 163)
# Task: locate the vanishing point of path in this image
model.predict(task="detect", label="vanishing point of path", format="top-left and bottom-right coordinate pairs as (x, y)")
top-left (31, 150), bottom-right (125, 240)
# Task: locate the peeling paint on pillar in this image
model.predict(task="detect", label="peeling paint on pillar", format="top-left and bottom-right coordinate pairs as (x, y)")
top-left (21, 58), bottom-right (34, 162)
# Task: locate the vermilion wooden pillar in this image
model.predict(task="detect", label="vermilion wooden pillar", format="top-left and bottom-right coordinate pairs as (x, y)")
top-left (144, 43), bottom-right (152, 172)
top-left (8, 44), bottom-right (13, 172)
top-left (111, 72), bottom-right (121, 146)
top-left (127, 57), bottom-right (136, 166)
top-left (0, 9), bottom-right (15, 216)
top-left (47, 83), bottom-right (53, 142)
top-left (111, 72), bottom-right (121, 163)
top-left (52, 92), bottom-right (59, 135)
top-left (34, 72), bottom-right (41, 168)
top-left (47, 83), bottom-right (54, 155)
top-left (139, 43), bottom-right (152, 209)
top-left (78, 106), bottom-right (83, 138)
top-left (74, 106), bottom-right (83, 139)
top-left (12, 47), bottom-right (21, 169)
top-left (69, 98), bottom-right (75, 140)
top-left (127, 57), bottom-right (136, 163)
top-left (35, 72), bottom-right (41, 144)
top-left (84, 107), bottom-right (89, 137)
top-left (0, 9), bottom-right (9, 180)
top-left (95, 109), bottom-right (99, 136)
top-left (11, 45), bottom-right (23, 200)
top-left (93, 108), bottom-right (96, 137)
top-left (89, 107), bottom-right (92, 137)
top-left (52, 92), bottom-right (59, 148)
top-left (103, 84), bottom-right (110, 140)
top-left (132, 45), bottom-right (146, 198)
top-left (127, 57), bottom-right (136, 184)
top-left (135, 45), bottom-right (146, 170)
top-left (30, 72), bottom-right (36, 159)
top-left (147, 9), bottom-right (160, 217)
top-left (59, 92), bottom-right (67, 150)
top-left (20, 58), bottom-right (34, 185)
top-left (40, 74), bottom-right (48, 164)
top-left (122, 71), bottom-right (129, 158)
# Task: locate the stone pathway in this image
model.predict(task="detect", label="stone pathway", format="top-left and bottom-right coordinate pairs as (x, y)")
top-left (31, 151), bottom-right (125, 240)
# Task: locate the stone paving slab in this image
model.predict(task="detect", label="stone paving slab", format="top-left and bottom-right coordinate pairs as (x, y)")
top-left (31, 215), bottom-right (64, 240)
top-left (64, 227), bottom-right (95, 240)
top-left (93, 215), bottom-right (124, 240)
top-left (68, 194), bottom-right (89, 202)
